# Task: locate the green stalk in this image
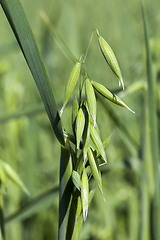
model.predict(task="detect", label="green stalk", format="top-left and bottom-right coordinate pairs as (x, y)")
top-left (40, 11), bottom-right (77, 65)
top-left (139, 179), bottom-right (150, 240)
top-left (141, 1), bottom-right (159, 239)
top-left (139, 93), bottom-right (153, 240)
top-left (58, 141), bottom-right (73, 240)
top-left (0, 193), bottom-right (5, 240)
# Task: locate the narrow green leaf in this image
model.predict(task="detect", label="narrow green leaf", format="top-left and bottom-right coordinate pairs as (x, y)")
top-left (2, 161), bottom-right (30, 197)
top-left (0, 202), bottom-right (5, 240)
top-left (0, 161), bottom-right (5, 187)
top-left (0, 0), bottom-right (65, 146)
top-left (90, 124), bottom-right (107, 163)
top-left (40, 11), bottom-right (77, 65)
top-left (103, 132), bottom-right (114, 150)
top-left (63, 130), bottom-right (76, 146)
top-left (88, 187), bottom-right (96, 205)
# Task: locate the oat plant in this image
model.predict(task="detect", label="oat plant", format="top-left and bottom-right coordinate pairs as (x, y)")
top-left (0, 0), bottom-right (135, 239)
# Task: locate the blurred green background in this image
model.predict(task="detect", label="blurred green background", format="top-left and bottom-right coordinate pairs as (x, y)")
top-left (0, 0), bottom-right (159, 239)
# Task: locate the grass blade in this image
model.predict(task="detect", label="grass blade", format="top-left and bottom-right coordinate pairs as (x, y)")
top-left (0, 0), bottom-right (65, 146)
top-left (0, 199), bottom-right (5, 240)
top-left (141, 1), bottom-right (159, 239)
top-left (2, 161), bottom-right (30, 197)
top-left (58, 143), bottom-right (73, 240)
top-left (5, 186), bottom-right (59, 225)
top-left (40, 11), bottom-right (77, 65)
top-left (140, 93), bottom-right (153, 240)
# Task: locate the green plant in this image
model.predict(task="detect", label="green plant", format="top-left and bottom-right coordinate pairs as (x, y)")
top-left (0, 0), bottom-right (159, 240)
top-left (57, 27), bottom-right (135, 239)
top-left (0, 0), bottom-right (134, 239)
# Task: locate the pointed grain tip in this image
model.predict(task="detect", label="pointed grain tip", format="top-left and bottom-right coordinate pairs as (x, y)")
top-left (128, 107), bottom-right (136, 114)
top-left (103, 153), bottom-right (107, 164)
top-left (60, 107), bottom-right (64, 117)
top-left (93, 119), bottom-right (96, 128)
top-left (100, 187), bottom-right (106, 202)
top-left (119, 78), bottom-right (125, 90)
top-left (83, 210), bottom-right (88, 222)
top-left (95, 29), bottom-right (100, 37)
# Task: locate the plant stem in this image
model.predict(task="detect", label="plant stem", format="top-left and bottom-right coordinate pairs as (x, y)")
top-left (141, 1), bottom-right (160, 239)
top-left (58, 142), bottom-right (73, 240)
top-left (0, 193), bottom-right (5, 240)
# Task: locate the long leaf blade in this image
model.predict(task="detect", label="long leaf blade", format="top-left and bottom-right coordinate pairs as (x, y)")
top-left (0, 0), bottom-right (65, 146)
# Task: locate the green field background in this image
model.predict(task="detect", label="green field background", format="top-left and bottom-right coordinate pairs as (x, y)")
top-left (0, 0), bottom-right (159, 239)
